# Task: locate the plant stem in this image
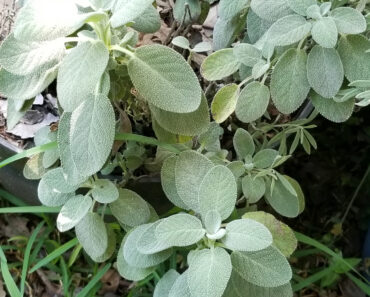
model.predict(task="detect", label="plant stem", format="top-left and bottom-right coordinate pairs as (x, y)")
top-left (110, 45), bottom-right (135, 58)
top-left (340, 164), bottom-right (370, 224)
top-left (238, 76), bottom-right (253, 88)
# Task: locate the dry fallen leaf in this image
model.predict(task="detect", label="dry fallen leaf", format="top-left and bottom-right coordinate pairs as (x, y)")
top-left (0, 215), bottom-right (30, 237)
top-left (99, 269), bottom-right (120, 294)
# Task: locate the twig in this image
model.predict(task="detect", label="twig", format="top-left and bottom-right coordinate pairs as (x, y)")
top-left (340, 164), bottom-right (370, 224)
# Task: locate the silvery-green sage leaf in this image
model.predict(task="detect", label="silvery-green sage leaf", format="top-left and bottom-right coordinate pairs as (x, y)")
top-left (169, 271), bottom-right (191, 297)
top-left (137, 220), bottom-right (172, 254)
top-left (337, 35), bottom-right (370, 82)
top-left (123, 224), bottom-right (172, 268)
top-left (131, 4), bottom-right (161, 33)
top-left (243, 211), bottom-right (298, 257)
top-left (0, 34), bottom-right (65, 76)
top-left (204, 210), bottom-right (222, 235)
top-left (171, 36), bottom-right (190, 50)
top-left (233, 128), bottom-right (255, 160)
top-left (14, 0), bottom-right (104, 41)
top-left (223, 270), bottom-right (293, 297)
top-left (175, 151), bottom-right (214, 212)
top-left (58, 112), bottom-right (88, 186)
top-left (110, 0), bottom-right (154, 28)
top-left (70, 93), bottom-right (115, 177)
top-left (161, 155), bottom-right (190, 210)
top-left (201, 49), bottom-right (240, 81)
top-left (23, 154), bottom-right (47, 180)
top-left (307, 46), bottom-right (344, 98)
top-left (286, 0), bottom-right (317, 16)
top-left (155, 214), bottom-right (205, 247)
top-left (110, 189), bottom-right (151, 227)
top-left (193, 42), bottom-right (213, 53)
top-left (266, 15), bottom-right (312, 47)
top-left (187, 248), bottom-right (232, 297)
top-left (211, 84), bottom-right (239, 124)
top-left (57, 195), bottom-right (92, 232)
top-left (246, 10), bottom-right (274, 44)
top-left (330, 7), bottom-right (366, 34)
top-left (235, 82), bottom-right (270, 123)
top-left (253, 149), bottom-right (279, 169)
top-left (219, 0), bottom-right (249, 20)
top-left (265, 178), bottom-right (300, 218)
top-left (92, 224), bottom-right (116, 263)
top-left (0, 65), bottom-right (57, 101)
top-left (150, 94), bottom-right (210, 137)
top-left (311, 17), bottom-right (338, 48)
top-left (271, 48), bottom-right (310, 114)
top-left (154, 270), bottom-right (180, 297)
top-left (57, 40), bottom-right (109, 112)
top-left (233, 43), bottom-right (262, 67)
top-left (231, 246), bottom-right (292, 287)
top-left (250, 0), bottom-right (294, 21)
top-left (116, 237), bottom-right (156, 281)
top-left (75, 212), bottom-right (108, 259)
top-left (311, 92), bottom-right (355, 123)
top-left (91, 179), bottom-right (119, 203)
top-left (128, 45), bottom-right (202, 113)
top-left (242, 175), bottom-right (266, 203)
top-left (198, 165), bottom-right (237, 220)
top-left (222, 219), bottom-right (272, 252)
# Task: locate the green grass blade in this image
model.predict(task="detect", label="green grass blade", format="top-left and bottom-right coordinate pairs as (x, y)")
top-left (0, 206), bottom-right (61, 214)
top-left (0, 189), bottom-right (27, 206)
top-left (295, 232), bottom-right (369, 284)
top-left (60, 257), bottom-right (71, 297)
top-left (28, 238), bottom-right (78, 273)
top-left (68, 244), bottom-right (83, 267)
top-left (20, 221), bottom-right (45, 295)
top-left (29, 226), bottom-right (53, 265)
top-left (346, 272), bottom-right (370, 295)
top-left (292, 266), bottom-right (335, 291)
top-left (0, 142), bottom-right (57, 169)
top-left (75, 263), bottom-right (111, 297)
top-left (0, 248), bottom-right (22, 297)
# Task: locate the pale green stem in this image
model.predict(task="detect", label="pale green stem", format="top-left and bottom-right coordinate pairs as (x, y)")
top-left (110, 45), bottom-right (135, 58)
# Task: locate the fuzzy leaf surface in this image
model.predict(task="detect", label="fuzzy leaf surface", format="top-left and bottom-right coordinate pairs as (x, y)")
top-left (211, 84), bottom-right (239, 124)
top-left (307, 46), bottom-right (344, 98)
top-left (70, 93), bottom-right (115, 176)
top-left (188, 248), bottom-right (232, 297)
top-left (128, 45), bottom-right (202, 113)
top-left (156, 214), bottom-right (205, 247)
top-left (243, 211), bottom-right (298, 257)
top-left (198, 165), bottom-right (237, 220)
top-left (75, 212), bottom-right (108, 259)
top-left (0, 34), bottom-right (65, 75)
top-left (110, 189), bottom-right (150, 227)
top-left (57, 40), bottom-right (109, 111)
top-left (57, 195), bottom-right (92, 232)
top-left (201, 49), bottom-right (240, 81)
top-left (222, 219), bottom-right (272, 252)
top-left (271, 48), bottom-right (310, 114)
top-left (231, 246), bottom-right (292, 287)
top-left (235, 82), bottom-right (270, 123)
top-left (175, 151), bottom-right (214, 212)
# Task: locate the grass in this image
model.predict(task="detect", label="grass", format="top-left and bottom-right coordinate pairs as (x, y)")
top-left (1, 186), bottom-right (369, 296)
top-left (0, 189), bottom-right (120, 297)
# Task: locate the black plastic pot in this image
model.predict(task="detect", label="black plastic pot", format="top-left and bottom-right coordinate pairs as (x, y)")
top-left (0, 138), bottom-right (172, 213)
top-left (0, 138), bottom-right (39, 205)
